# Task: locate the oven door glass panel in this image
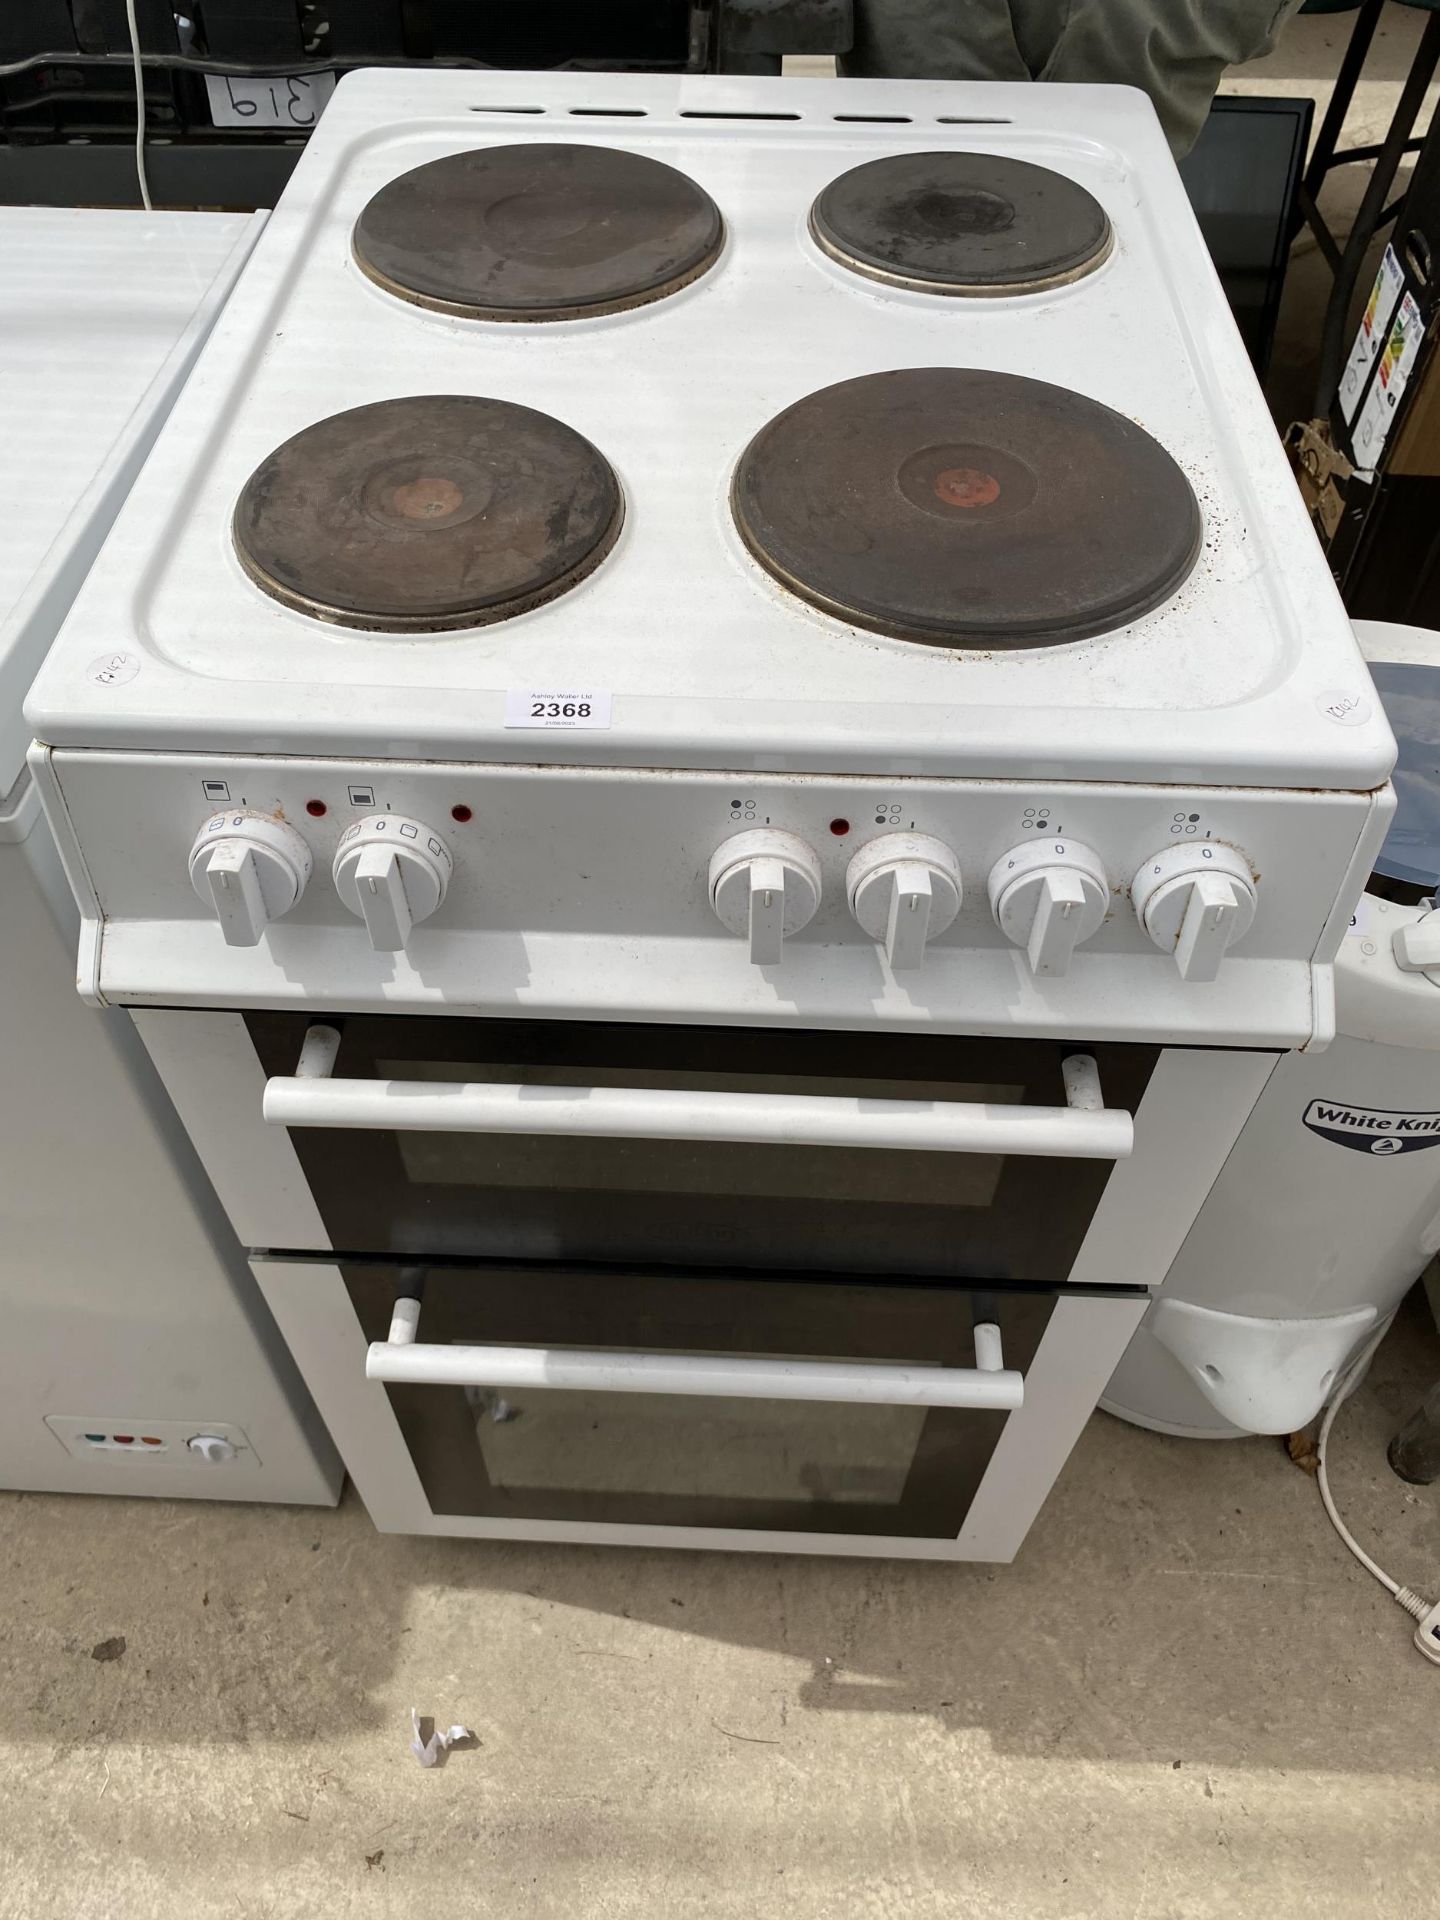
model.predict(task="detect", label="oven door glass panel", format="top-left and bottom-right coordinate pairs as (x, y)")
top-left (247, 1014), bottom-right (1157, 1279)
top-left (342, 1261), bottom-right (1058, 1539)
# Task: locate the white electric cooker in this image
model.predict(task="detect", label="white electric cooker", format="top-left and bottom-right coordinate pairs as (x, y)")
top-left (21, 72), bottom-right (1396, 1559)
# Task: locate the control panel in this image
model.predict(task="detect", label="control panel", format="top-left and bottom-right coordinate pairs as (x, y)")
top-left (189, 799), bottom-right (1275, 981)
top-left (42, 751), bottom-right (1389, 1044)
top-left (44, 1416), bottom-right (259, 1467)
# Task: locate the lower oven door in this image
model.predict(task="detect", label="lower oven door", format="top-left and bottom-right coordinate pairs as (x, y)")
top-left (250, 1255), bottom-right (1147, 1559)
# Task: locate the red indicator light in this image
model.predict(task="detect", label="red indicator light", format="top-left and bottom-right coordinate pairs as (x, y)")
top-left (451, 804), bottom-right (473, 823)
top-left (305, 799), bottom-right (327, 817)
top-left (829, 818), bottom-right (851, 836)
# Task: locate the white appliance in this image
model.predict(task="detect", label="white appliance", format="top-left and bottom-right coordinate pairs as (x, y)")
top-left (1104, 620), bottom-right (1440, 1438)
top-left (25, 71), bottom-right (1395, 1558)
top-left (1, 208), bottom-right (340, 1504)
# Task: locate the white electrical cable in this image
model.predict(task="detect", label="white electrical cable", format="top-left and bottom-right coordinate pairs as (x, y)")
top-left (1316, 1323), bottom-right (1401, 1593)
top-left (125, 0), bottom-right (153, 210)
top-left (1314, 1319), bottom-right (1440, 1662)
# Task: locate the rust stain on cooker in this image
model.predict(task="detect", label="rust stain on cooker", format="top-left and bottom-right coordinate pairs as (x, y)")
top-left (393, 476), bottom-right (465, 521)
top-left (934, 467), bottom-right (1001, 509)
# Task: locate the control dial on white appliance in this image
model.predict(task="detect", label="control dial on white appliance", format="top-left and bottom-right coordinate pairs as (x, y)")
top-left (333, 814), bottom-right (454, 953)
top-left (709, 829), bottom-right (822, 966)
top-left (1131, 842), bottom-right (1257, 982)
top-left (987, 838), bottom-right (1109, 978)
top-left (188, 810), bottom-right (313, 948)
top-left (1392, 909), bottom-right (1440, 982)
top-left (846, 833), bottom-right (962, 971)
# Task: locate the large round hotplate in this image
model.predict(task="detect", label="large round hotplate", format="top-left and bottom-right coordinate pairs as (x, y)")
top-left (353, 144), bottom-right (724, 320)
top-left (810, 152), bottom-right (1112, 295)
top-left (233, 395), bottom-right (623, 632)
top-left (731, 368), bottom-right (1201, 649)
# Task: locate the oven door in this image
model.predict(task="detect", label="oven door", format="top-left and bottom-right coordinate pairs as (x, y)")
top-left (250, 1253), bottom-right (1149, 1558)
top-left (135, 1009), bottom-right (1277, 1555)
top-left (237, 1012), bottom-right (1159, 1281)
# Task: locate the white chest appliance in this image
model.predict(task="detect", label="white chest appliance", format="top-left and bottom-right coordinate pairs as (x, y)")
top-left (2, 208), bottom-right (339, 1504)
top-left (27, 71), bottom-right (1395, 1558)
top-left (1105, 620), bottom-right (1440, 1438)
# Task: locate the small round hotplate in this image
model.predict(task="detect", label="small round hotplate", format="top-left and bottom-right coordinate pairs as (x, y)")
top-left (233, 395), bottom-right (623, 632)
top-left (731, 368), bottom-right (1201, 649)
top-left (353, 144), bottom-right (724, 321)
top-left (810, 152), bottom-right (1112, 296)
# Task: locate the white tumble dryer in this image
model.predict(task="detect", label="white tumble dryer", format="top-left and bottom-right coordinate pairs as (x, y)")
top-left (0, 208), bottom-right (340, 1503)
top-left (1104, 622), bottom-right (1440, 1438)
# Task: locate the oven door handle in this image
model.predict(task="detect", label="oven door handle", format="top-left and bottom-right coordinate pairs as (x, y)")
top-left (263, 1029), bottom-right (1132, 1162)
top-left (365, 1310), bottom-right (1025, 1411)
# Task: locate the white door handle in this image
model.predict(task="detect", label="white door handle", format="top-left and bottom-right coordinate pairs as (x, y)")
top-left (365, 1316), bottom-right (1023, 1410)
top-left (263, 1030), bottom-right (1132, 1163)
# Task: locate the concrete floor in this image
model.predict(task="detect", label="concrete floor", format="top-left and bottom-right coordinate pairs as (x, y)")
top-left (5, 11), bottom-right (1440, 1917)
top-left (1, 1300), bottom-right (1436, 1917)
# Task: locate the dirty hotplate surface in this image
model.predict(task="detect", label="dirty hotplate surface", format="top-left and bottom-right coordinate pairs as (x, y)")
top-left (233, 394), bottom-right (623, 631)
top-left (732, 367), bottom-right (1202, 648)
top-left (351, 142), bottom-right (725, 320)
top-left (808, 149), bottom-right (1113, 295)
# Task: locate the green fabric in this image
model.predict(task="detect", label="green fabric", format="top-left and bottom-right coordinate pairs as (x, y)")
top-left (841, 0), bottom-right (1305, 155)
top-left (1300, 1), bottom-right (1440, 12)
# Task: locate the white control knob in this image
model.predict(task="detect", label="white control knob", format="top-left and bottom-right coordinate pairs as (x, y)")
top-left (188, 810), bottom-right (312, 948)
top-left (187, 1434), bottom-right (237, 1464)
top-left (709, 829), bottom-right (822, 965)
top-left (1132, 842), bottom-right (1257, 982)
top-left (1392, 911), bottom-right (1440, 979)
top-left (988, 839), bottom-right (1109, 978)
top-left (846, 833), bottom-right (962, 971)
top-left (333, 814), bottom-right (454, 952)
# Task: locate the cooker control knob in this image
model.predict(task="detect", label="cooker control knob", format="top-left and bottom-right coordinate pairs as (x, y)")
top-left (188, 810), bottom-right (312, 948)
top-left (333, 814), bottom-right (453, 953)
top-left (987, 839), bottom-right (1109, 978)
top-left (1132, 843), bottom-right (1257, 982)
top-left (846, 833), bottom-right (962, 971)
top-left (709, 829), bottom-right (822, 965)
